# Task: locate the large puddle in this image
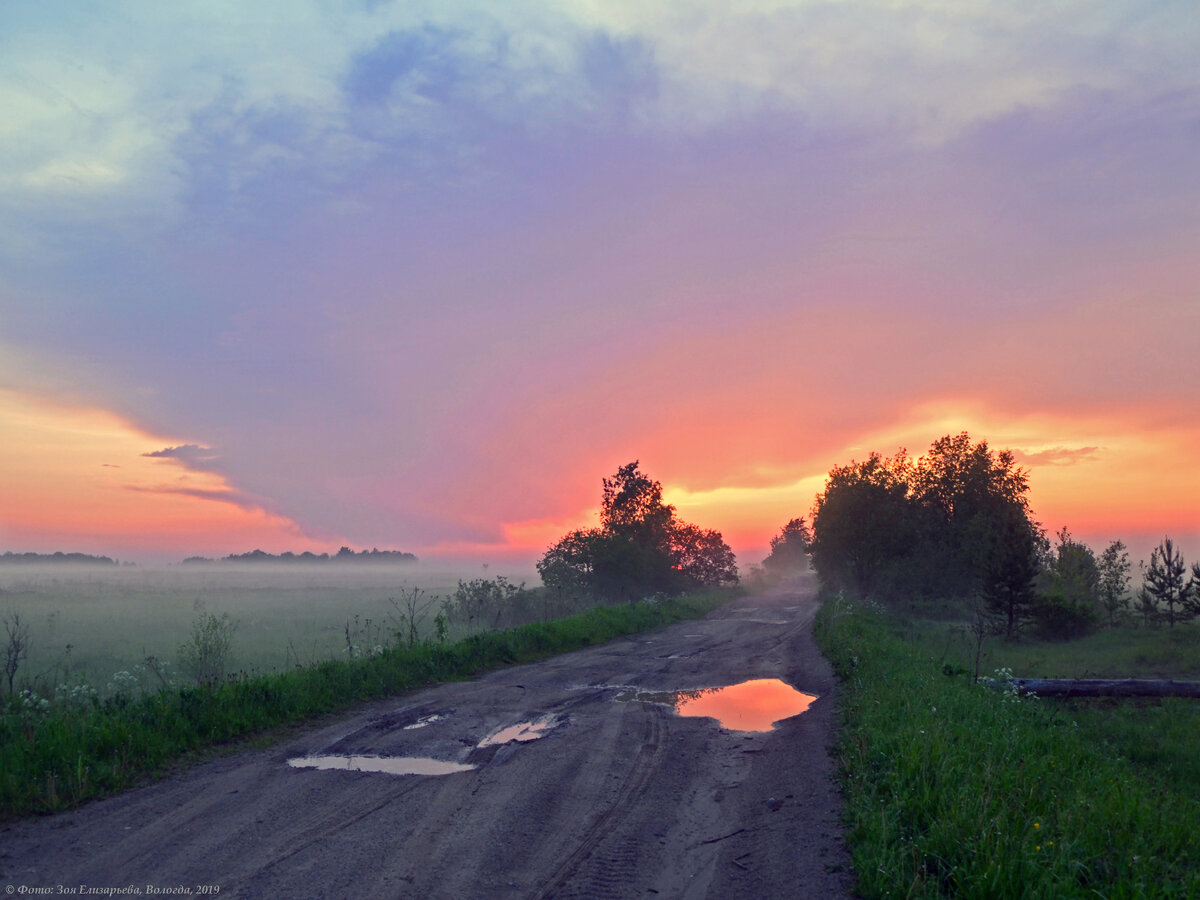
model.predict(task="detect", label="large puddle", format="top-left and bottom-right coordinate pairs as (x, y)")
top-left (618, 678), bottom-right (817, 732)
top-left (288, 755), bottom-right (476, 776)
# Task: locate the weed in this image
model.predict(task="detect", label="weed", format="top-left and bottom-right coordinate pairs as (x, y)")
top-left (178, 612), bottom-right (237, 686)
top-left (3, 609), bottom-right (30, 696)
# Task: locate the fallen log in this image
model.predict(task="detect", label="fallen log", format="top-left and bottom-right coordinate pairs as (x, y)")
top-left (1012, 678), bottom-right (1200, 698)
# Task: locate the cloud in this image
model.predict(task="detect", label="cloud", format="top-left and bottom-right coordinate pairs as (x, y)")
top-left (142, 444), bottom-right (219, 470)
top-left (124, 483), bottom-right (270, 516)
top-left (1011, 446), bottom-right (1103, 467)
top-left (2, 1), bottom-right (1198, 563)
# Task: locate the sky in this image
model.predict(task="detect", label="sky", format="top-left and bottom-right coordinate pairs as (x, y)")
top-left (1, 0), bottom-right (1198, 569)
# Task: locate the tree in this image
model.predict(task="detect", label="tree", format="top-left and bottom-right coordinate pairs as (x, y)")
top-left (1036, 527), bottom-right (1100, 638)
top-left (1097, 540), bottom-right (1132, 626)
top-left (539, 461), bottom-right (738, 602)
top-left (808, 434), bottom-right (1043, 603)
top-left (1144, 538), bottom-right (1191, 628)
top-left (762, 518), bottom-right (811, 576)
top-left (672, 522), bottom-right (739, 588)
top-left (808, 450), bottom-right (922, 598)
top-left (537, 528), bottom-right (604, 599)
top-left (1134, 581), bottom-right (1160, 626)
top-left (979, 502), bottom-right (1042, 638)
top-left (911, 432), bottom-right (1034, 595)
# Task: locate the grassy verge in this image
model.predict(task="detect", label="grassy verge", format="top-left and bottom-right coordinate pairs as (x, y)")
top-left (815, 595), bottom-right (1200, 898)
top-left (1, 590), bottom-right (731, 820)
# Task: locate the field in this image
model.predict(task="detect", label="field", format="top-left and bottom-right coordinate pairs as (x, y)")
top-left (817, 596), bottom-right (1200, 898)
top-left (0, 562), bottom-right (537, 691)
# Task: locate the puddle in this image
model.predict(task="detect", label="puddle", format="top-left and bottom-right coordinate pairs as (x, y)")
top-left (403, 713), bottom-right (447, 730)
top-left (477, 716), bottom-right (555, 748)
top-left (617, 678), bottom-right (817, 732)
top-left (288, 755), bottom-right (476, 776)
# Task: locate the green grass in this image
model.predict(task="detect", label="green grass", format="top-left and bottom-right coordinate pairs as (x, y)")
top-left (815, 596), bottom-right (1200, 898)
top-left (0, 590), bottom-right (732, 820)
top-left (894, 608), bottom-right (1200, 681)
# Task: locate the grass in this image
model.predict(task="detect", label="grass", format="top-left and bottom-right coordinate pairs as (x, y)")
top-left (894, 605), bottom-right (1200, 681)
top-left (0, 589), bottom-right (732, 821)
top-left (815, 596), bottom-right (1200, 898)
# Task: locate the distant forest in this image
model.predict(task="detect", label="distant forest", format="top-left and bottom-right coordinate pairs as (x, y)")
top-left (0, 551), bottom-right (117, 565)
top-left (182, 547), bottom-right (418, 565)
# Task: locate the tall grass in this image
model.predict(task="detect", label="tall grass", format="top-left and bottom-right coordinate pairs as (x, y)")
top-left (0, 590), bottom-right (730, 820)
top-left (816, 596), bottom-right (1200, 898)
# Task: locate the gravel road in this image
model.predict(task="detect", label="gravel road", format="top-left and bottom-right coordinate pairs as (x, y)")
top-left (1, 575), bottom-right (852, 898)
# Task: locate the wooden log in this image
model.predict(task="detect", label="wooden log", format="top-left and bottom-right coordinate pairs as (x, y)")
top-left (1012, 678), bottom-right (1200, 698)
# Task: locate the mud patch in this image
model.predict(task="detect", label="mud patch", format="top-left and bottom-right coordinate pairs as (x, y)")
top-left (617, 678), bottom-right (817, 732)
top-left (288, 755), bottom-right (475, 776)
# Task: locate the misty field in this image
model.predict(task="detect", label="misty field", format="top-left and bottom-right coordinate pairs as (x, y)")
top-left (0, 563), bottom-right (536, 690)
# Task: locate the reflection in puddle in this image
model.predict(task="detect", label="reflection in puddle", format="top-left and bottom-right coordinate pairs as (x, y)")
top-left (288, 755), bottom-right (476, 776)
top-left (477, 716), bottom-right (555, 748)
top-left (618, 678), bottom-right (817, 732)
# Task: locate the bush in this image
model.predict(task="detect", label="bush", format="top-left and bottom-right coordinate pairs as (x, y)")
top-left (1033, 588), bottom-right (1098, 640)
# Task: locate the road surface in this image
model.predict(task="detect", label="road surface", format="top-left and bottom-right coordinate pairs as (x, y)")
top-left (1, 576), bottom-right (852, 898)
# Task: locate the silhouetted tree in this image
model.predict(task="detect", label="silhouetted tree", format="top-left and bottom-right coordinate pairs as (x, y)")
top-left (809, 433), bottom-right (1044, 605)
top-left (672, 522), bottom-right (739, 588)
top-left (1098, 539), bottom-right (1132, 626)
top-left (911, 433), bottom-right (1034, 595)
top-left (808, 450), bottom-right (923, 598)
top-left (980, 503), bottom-right (1042, 638)
top-left (1036, 527), bottom-right (1100, 638)
top-left (1144, 538), bottom-right (1191, 628)
top-left (762, 518), bottom-right (812, 575)
top-left (538, 461), bottom-right (737, 602)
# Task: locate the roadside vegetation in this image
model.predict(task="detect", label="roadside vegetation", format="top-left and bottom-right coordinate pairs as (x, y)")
top-left (0, 460), bottom-right (741, 821)
top-left (816, 598), bottom-right (1200, 897)
top-left (784, 431), bottom-right (1200, 897)
top-left (0, 589), bottom-right (733, 819)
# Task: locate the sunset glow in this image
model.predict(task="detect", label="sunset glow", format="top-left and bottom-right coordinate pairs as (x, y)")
top-left (0, 389), bottom-right (327, 559)
top-left (1, 2), bottom-right (1197, 567)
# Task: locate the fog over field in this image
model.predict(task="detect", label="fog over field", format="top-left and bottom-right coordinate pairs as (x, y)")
top-left (0, 561), bottom-right (538, 688)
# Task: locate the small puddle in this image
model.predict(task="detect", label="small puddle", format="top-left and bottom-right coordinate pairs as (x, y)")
top-left (477, 716), bottom-right (555, 748)
top-left (288, 755), bottom-right (476, 776)
top-left (403, 713), bottom-right (447, 730)
top-left (617, 678), bottom-right (817, 732)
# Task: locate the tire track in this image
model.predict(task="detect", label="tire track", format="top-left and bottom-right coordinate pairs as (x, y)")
top-left (531, 703), bottom-right (667, 899)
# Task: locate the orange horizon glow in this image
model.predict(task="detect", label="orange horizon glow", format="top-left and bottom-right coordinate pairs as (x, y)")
top-left (2, 386), bottom-right (1196, 567)
top-left (0, 388), bottom-right (333, 560)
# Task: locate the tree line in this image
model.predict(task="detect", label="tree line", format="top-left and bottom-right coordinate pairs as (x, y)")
top-left (182, 547), bottom-right (418, 565)
top-left (764, 432), bottom-right (1198, 639)
top-left (0, 552), bottom-right (117, 566)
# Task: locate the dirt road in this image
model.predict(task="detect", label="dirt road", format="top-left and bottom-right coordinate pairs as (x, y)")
top-left (1, 578), bottom-right (852, 898)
